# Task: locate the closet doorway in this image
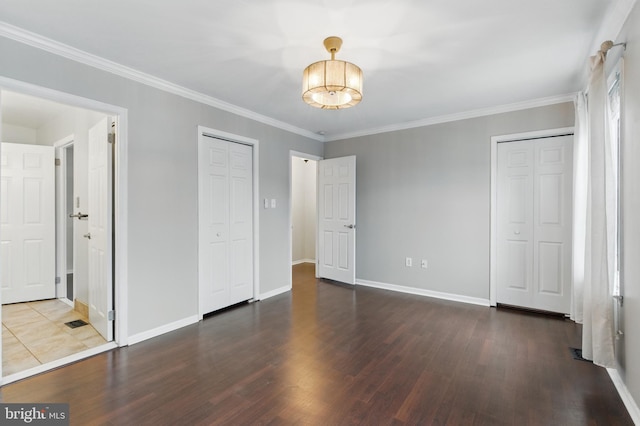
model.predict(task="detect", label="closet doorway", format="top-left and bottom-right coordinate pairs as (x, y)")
top-left (197, 127), bottom-right (259, 317)
top-left (490, 128), bottom-right (574, 314)
top-left (290, 151), bottom-right (320, 283)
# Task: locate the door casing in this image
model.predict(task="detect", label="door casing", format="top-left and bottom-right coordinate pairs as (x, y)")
top-left (0, 76), bottom-right (129, 384)
top-left (54, 135), bottom-right (74, 304)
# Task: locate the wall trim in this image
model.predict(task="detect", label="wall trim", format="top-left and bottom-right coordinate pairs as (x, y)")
top-left (325, 93), bottom-right (576, 142)
top-left (356, 279), bottom-right (490, 307)
top-left (0, 22), bottom-right (323, 142)
top-left (607, 368), bottom-right (640, 424)
top-left (489, 126), bottom-right (575, 307)
top-left (292, 259), bottom-right (315, 265)
top-left (128, 315), bottom-right (199, 346)
top-left (259, 285), bottom-right (291, 301)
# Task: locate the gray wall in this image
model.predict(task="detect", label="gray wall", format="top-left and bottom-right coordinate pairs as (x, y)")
top-left (618, 0), bottom-right (640, 412)
top-left (324, 103), bottom-right (574, 300)
top-left (0, 36), bottom-right (323, 336)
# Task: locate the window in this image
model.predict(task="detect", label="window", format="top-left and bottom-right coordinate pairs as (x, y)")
top-left (607, 61), bottom-right (622, 297)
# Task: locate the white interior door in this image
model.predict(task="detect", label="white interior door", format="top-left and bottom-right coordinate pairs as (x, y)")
top-left (198, 136), bottom-right (253, 315)
top-left (1, 143), bottom-right (55, 304)
top-left (87, 117), bottom-right (113, 340)
top-left (317, 156), bottom-right (356, 284)
top-left (496, 135), bottom-right (573, 313)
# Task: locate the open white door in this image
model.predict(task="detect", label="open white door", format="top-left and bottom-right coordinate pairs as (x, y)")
top-left (1, 143), bottom-right (55, 304)
top-left (317, 156), bottom-right (356, 284)
top-left (87, 117), bottom-right (113, 340)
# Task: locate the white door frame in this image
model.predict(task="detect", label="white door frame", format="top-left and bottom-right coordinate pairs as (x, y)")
top-left (288, 150), bottom-right (323, 288)
top-left (54, 135), bottom-right (74, 304)
top-left (489, 126), bottom-right (574, 306)
top-left (0, 76), bottom-right (129, 381)
top-left (197, 126), bottom-right (260, 319)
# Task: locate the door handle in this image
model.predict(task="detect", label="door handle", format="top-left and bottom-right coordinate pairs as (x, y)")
top-left (83, 233), bottom-right (91, 239)
top-left (70, 212), bottom-right (89, 219)
top-left (344, 224), bottom-right (356, 229)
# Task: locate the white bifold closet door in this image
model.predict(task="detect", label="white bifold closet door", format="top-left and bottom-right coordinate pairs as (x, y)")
top-left (198, 136), bottom-right (254, 315)
top-left (496, 135), bottom-right (573, 314)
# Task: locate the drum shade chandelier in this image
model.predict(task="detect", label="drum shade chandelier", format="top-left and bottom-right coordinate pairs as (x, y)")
top-left (302, 36), bottom-right (363, 109)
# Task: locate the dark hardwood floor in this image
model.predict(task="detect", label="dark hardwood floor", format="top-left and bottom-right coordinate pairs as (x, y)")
top-left (0, 263), bottom-right (633, 425)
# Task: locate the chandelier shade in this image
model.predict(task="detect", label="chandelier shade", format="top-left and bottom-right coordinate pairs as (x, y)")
top-left (302, 37), bottom-right (363, 109)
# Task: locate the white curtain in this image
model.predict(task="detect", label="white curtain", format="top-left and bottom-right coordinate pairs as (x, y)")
top-left (571, 93), bottom-right (588, 324)
top-left (579, 50), bottom-right (616, 368)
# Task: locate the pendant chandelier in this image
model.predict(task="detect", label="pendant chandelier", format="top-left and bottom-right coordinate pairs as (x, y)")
top-left (302, 36), bottom-right (363, 109)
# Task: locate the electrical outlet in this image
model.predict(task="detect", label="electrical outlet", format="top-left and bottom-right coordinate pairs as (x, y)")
top-left (421, 259), bottom-right (428, 269)
top-left (405, 257), bottom-right (412, 267)
top-left (264, 198), bottom-right (269, 209)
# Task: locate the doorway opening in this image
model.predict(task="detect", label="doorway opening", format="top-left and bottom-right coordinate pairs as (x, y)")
top-left (290, 152), bottom-right (320, 285)
top-left (55, 137), bottom-right (75, 305)
top-left (0, 86), bottom-right (125, 383)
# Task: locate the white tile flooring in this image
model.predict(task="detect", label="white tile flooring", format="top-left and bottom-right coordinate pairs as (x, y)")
top-left (2, 299), bottom-right (106, 376)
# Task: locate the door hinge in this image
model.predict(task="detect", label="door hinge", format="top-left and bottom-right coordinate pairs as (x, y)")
top-left (55, 158), bottom-right (61, 166)
top-left (108, 310), bottom-right (115, 321)
top-left (55, 276), bottom-right (61, 284)
top-left (108, 133), bottom-right (116, 144)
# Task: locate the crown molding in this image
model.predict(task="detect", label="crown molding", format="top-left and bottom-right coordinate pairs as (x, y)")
top-left (324, 93), bottom-right (577, 142)
top-left (0, 21), bottom-right (324, 142)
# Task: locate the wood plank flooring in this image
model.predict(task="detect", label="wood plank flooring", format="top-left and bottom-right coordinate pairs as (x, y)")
top-left (0, 263), bottom-right (633, 425)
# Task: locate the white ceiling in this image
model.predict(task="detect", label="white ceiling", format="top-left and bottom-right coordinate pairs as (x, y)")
top-left (1, 91), bottom-right (77, 129)
top-left (0, 0), bottom-right (620, 140)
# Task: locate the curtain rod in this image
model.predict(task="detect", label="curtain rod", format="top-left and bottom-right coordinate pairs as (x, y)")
top-left (600, 40), bottom-right (627, 54)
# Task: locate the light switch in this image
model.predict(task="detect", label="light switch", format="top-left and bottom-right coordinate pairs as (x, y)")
top-left (264, 198), bottom-right (269, 209)
top-left (271, 199), bottom-right (277, 208)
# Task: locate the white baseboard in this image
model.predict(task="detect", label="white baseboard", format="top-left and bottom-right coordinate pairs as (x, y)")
top-left (356, 279), bottom-right (491, 307)
top-left (607, 368), bottom-right (640, 424)
top-left (259, 285), bottom-right (291, 300)
top-left (292, 259), bottom-right (315, 266)
top-left (128, 315), bottom-right (199, 346)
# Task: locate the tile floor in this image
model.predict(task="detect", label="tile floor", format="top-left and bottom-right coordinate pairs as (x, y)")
top-left (2, 299), bottom-right (106, 376)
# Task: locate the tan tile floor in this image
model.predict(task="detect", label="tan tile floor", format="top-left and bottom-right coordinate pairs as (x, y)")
top-left (2, 299), bottom-right (107, 376)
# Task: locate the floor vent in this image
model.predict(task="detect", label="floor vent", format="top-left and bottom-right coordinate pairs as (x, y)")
top-left (65, 319), bottom-right (89, 329)
top-left (570, 347), bottom-right (593, 363)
